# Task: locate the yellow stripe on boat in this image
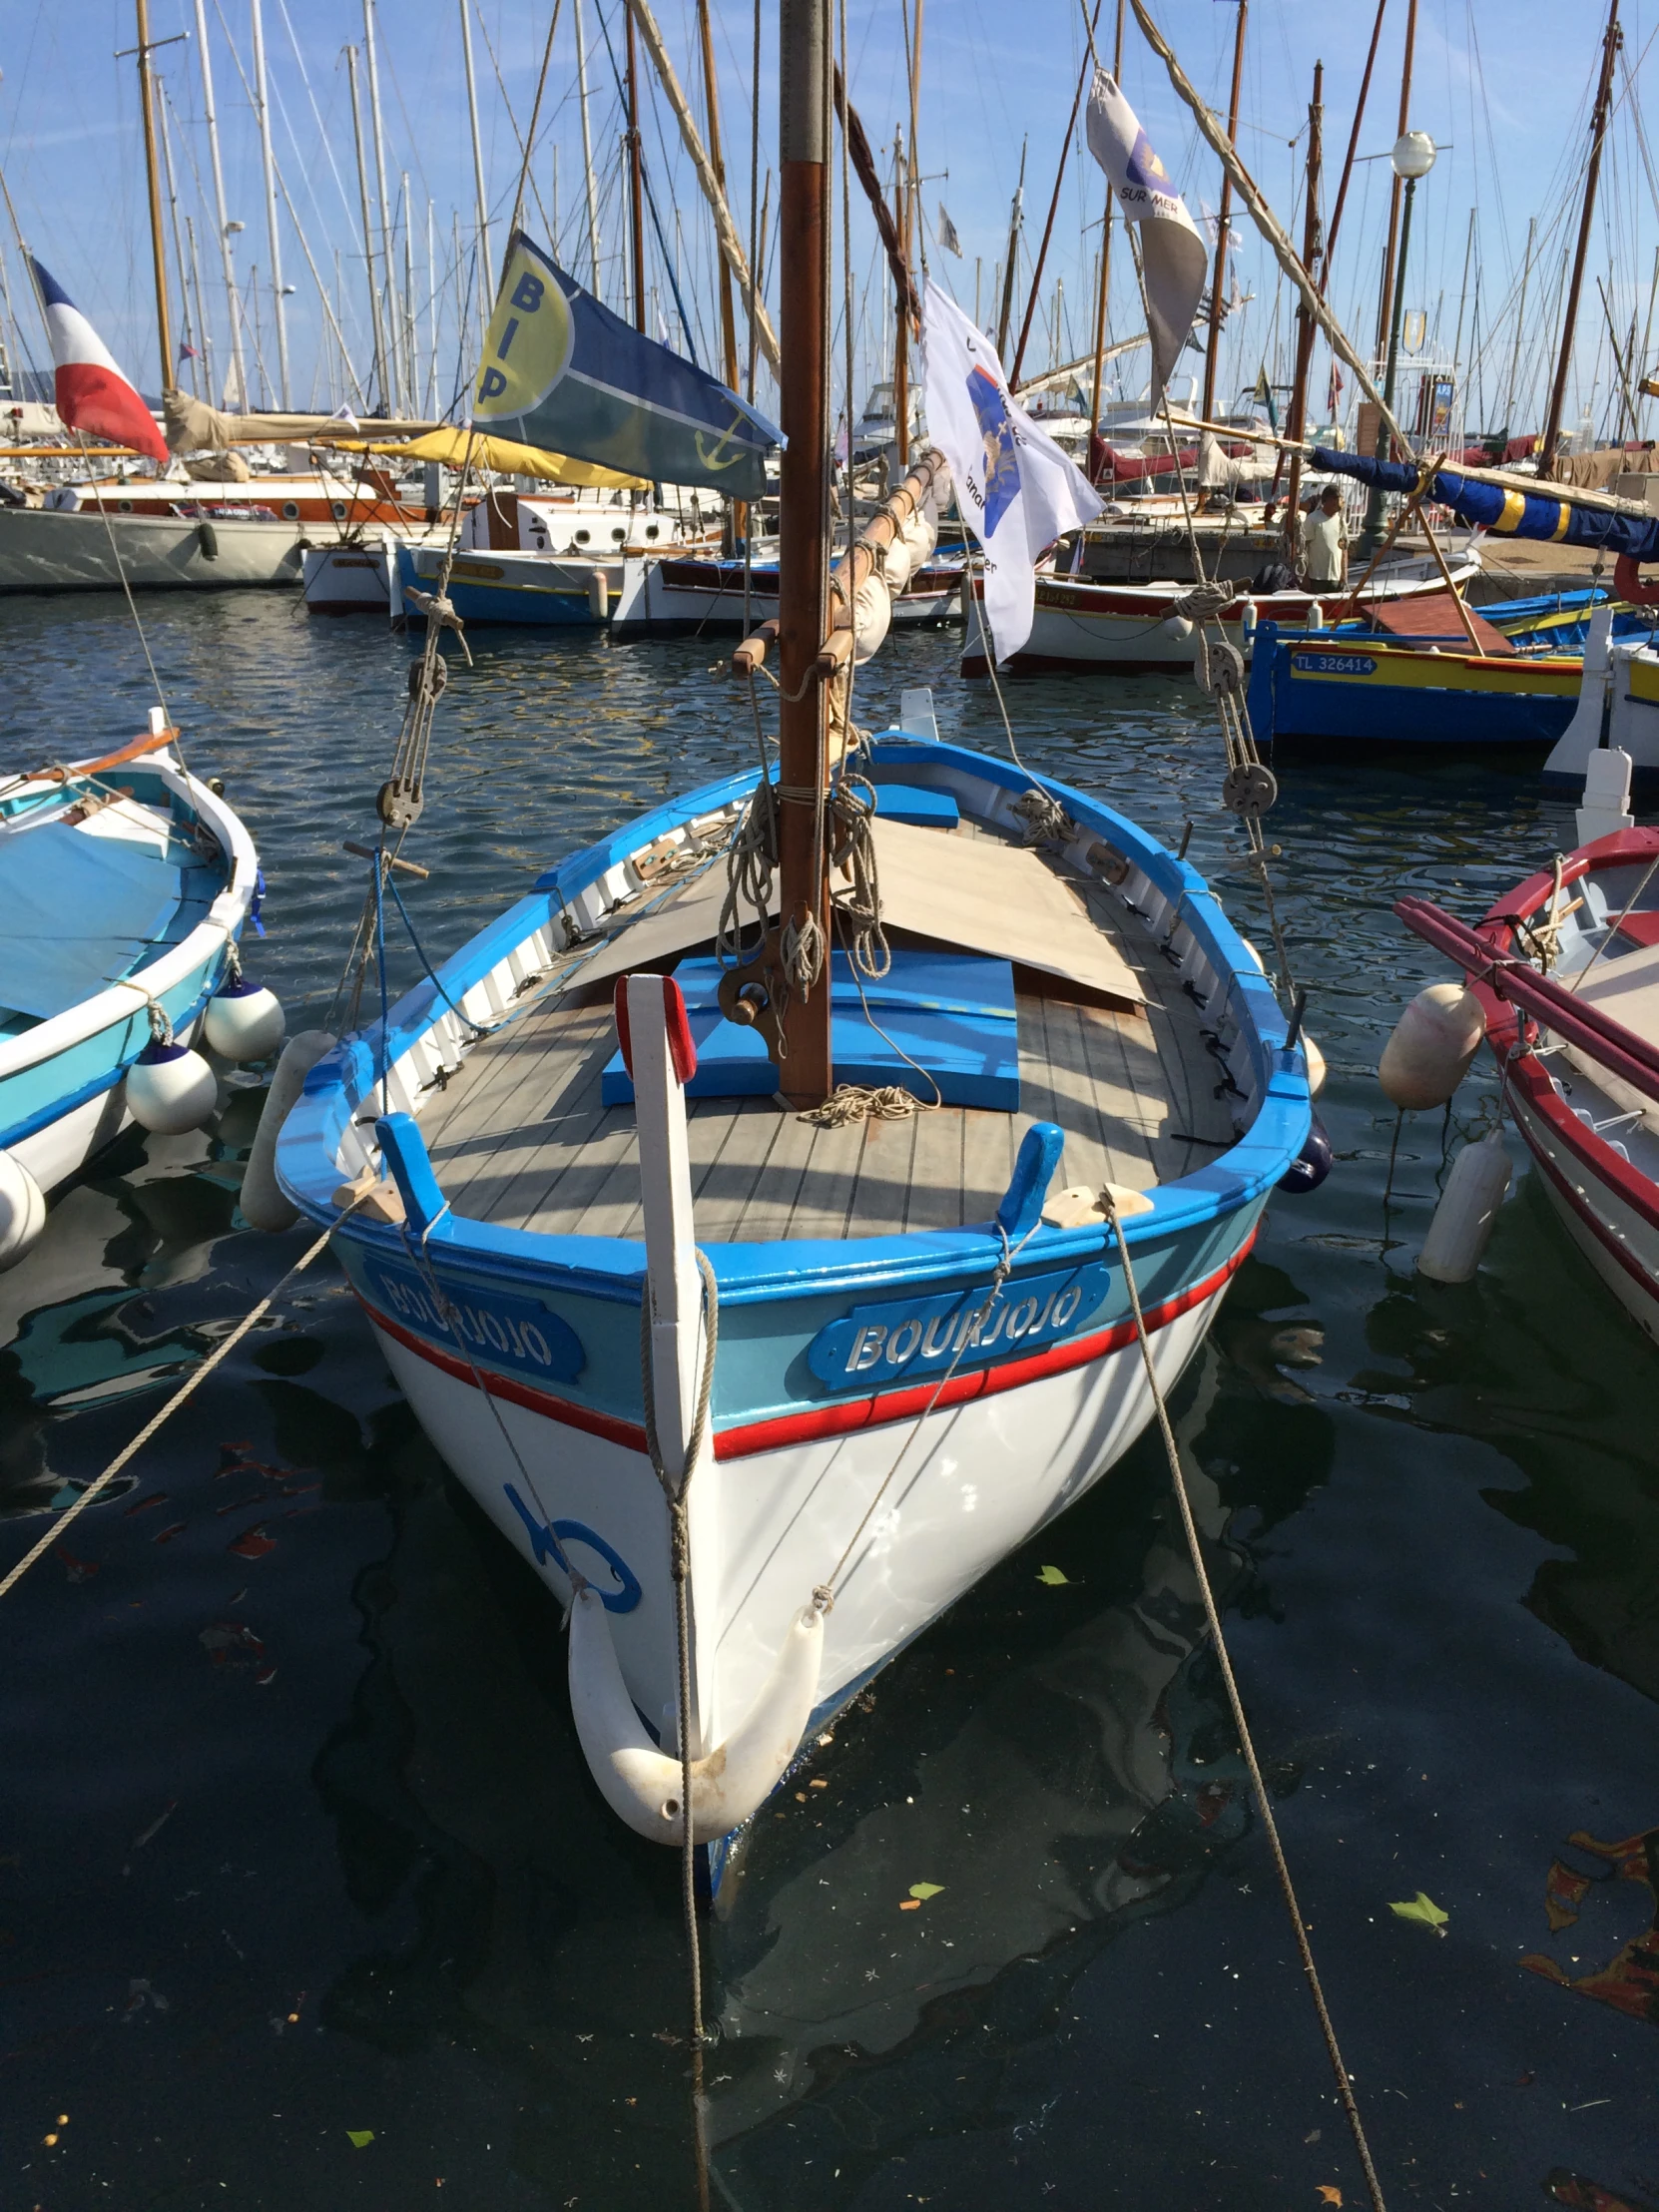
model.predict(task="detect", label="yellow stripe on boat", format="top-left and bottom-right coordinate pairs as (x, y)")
top-left (1288, 646), bottom-right (1581, 696)
top-left (1628, 654), bottom-right (1659, 704)
top-left (1494, 490), bottom-right (1527, 534)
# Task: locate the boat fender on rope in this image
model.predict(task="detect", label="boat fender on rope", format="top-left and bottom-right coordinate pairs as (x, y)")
top-left (203, 965), bottom-right (286, 1063)
top-left (1277, 1112), bottom-right (1334, 1195)
top-left (1379, 982), bottom-right (1484, 1111)
top-left (567, 1586), bottom-right (826, 1844)
top-left (197, 521), bottom-right (219, 561)
top-left (1417, 1126), bottom-right (1511, 1284)
top-left (126, 1003), bottom-right (219, 1135)
top-left (0, 1148), bottom-right (46, 1272)
top-left (1303, 1030), bottom-right (1328, 1098)
top-left (240, 1029), bottom-right (338, 1232)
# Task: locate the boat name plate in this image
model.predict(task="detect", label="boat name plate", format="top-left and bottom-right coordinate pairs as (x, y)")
top-left (1290, 652), bottom-right (1377, 677)
top-left (807, 1263), bottom-right (1112, 1388)
top-left (364, 1257), bottom-right (585, 1382)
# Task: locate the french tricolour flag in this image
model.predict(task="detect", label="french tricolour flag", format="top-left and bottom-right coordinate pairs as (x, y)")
top-left (31, 258), bottom-right (168, 463)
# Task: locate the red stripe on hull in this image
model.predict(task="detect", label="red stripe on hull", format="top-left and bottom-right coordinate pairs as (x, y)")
top-left (1507, 1091), bottom-right (1659, 1313)
top-left (352, 1230), bottom-right (1257, 1462)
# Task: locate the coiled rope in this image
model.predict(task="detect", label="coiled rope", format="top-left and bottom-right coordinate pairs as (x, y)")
top-left (1104, 1194), bottom-right (1385, 2212)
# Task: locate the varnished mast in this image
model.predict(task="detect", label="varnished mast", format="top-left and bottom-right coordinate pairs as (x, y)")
top-left (1198, 0), bottom-right (1247, 432)
top-left (1538, 0), bottom-right (1622, 477)
top-left (134, 0), bottom-right (176, 397)
top-left (776, 0), bottom-right (833, 1100)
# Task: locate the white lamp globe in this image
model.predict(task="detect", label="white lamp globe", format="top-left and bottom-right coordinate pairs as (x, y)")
top-left (1391, 130), bottom-right (1436, 180)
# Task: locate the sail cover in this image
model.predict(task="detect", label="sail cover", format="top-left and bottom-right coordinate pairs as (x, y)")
top-left (1312, 447), bottom-right (1659, 564)
top-left (473, 233), bottom-right (781, 498)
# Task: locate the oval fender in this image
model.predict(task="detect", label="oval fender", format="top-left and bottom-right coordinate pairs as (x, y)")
top-left (568, 1587), bottom-right (824, 1845)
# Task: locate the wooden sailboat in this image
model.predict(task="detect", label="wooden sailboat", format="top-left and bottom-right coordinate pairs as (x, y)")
top-left (273, 0), bottom-right (1311, 1868)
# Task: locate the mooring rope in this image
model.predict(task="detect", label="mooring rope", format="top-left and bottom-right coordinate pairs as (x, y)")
top-left (638, 1251), bottom-right (721, 2212)
top-left (0, 1221), bottom-right (341, 1604)
top-left (1103, 1195), bottom-right (1386, 2212)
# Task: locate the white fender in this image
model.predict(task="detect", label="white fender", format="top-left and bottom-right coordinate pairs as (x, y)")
top-left (0, 1148), bottom-right (46, 1271)
top-left (1418, 1127), bottom-right (1511, 1283)
top-left (568, 1587), bottom-right (825, 1843)
top-left (1380, 982), bottom-right (1484, 1110)
top-left (203, 975), bottom-right (286, 1063)
top-left (1303, 1031), bottom-right (1328, 1098)
top-left (125, 1042), bottom-right (219, 1134)
top-left (241, 1029), bottom-right (337, 1231)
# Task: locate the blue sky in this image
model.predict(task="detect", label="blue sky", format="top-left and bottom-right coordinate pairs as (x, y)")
top-left (0, 2), bottom-right (1652, 443)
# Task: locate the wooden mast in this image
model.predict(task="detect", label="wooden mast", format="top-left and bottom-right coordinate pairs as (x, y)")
top-left (1281, 61), bottom-right (1324, 536)
top-left (893, 130), bottom-right (910, 467)
top-left (1087, 0), bottom-right (1126, 480)
top-left (1198, 0), bottom-right (1247, 430)
top-left (696, 0), bottom-right (740, 390)
top-left (1538, 0), bottom-right (1622, 477)
top-left (776, 0), bottom-right (832, 1100)
top-left (625, 3), bottom-right (648, 331)
top-left (1373, 0), bottom-right (1417, 396)
top-left (134, 0), bottom-right (176, 397)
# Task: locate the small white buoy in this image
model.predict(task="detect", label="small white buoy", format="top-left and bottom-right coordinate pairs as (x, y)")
top-left (587, 567), bottom-right (609, 620)
top-left (125, 1040), bottom-right (219, 1134)
top-left (0, 1148), bottom-right (46, 1271)
top-left (1417, 1128), bottom-right (1511, 1283)
top-left (1161, 613), bottom-right (1194, 641)
top-left (240, 1029), bottom-right (337, 1232)
top-left (203, 973), bottom-right (285, 1063)
top-left (1379, 982), bottom-right (1484, 1111)
top-left (1303, 1030), bottom-right (1328, 1098)
top-left (1306, 600), bottom-right (1326, 630)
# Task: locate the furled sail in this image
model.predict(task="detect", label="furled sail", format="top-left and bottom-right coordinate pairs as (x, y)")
top-left (1313, 446), bottom-right (1659, 564)
top-left (473, 232), bottom-right (782, 499)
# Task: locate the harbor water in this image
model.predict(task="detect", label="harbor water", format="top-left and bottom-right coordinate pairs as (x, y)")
top-left (2, 592), bottom-right (1656, 2210)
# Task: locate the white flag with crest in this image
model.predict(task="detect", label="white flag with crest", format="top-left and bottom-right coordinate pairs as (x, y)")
top-left (1084, 70), bottom-right (1208, 404)
top-left (922, 277), bottom-right (1102, 664)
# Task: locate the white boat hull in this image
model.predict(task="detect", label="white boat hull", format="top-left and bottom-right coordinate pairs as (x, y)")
top-left (0, 503), bottom-right (308, 591)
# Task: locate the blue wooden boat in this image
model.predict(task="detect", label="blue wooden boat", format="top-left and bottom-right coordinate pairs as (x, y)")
top-left (1247, 619), bottom-right (1585, 749)
top-left (0, 718), bottom-right (265, 1261)
top-left (273, 719), bottom-right (1311, 1862)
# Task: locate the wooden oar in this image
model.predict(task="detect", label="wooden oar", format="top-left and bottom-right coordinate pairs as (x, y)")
top-left (47, 727), bottom-right (180, 785)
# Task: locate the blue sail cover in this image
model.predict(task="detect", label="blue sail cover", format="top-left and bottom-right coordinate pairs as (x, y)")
top-left (472, 232), bottom-right (781, 499)
top-left (1311, 446), bottom-right (1659, 563)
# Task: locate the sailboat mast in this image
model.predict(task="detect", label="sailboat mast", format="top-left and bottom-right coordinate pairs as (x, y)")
top-left (157, 86), bottom-right (199, 398)
top-left (995, 142), bottom-right (1026, 361)
top-left (697, 0), bottom-right (739, 390)
top-left (1087, 0), bottom-right (1126, 477)
top-left (1373, 0), bottom-right (1417, 380)
top-left (625, 3), bottom-right (647, 330)
top-left (893, 130), bottom-right (910, 466)
top-left (362, 0), bottom-right (400, 410)
top-left (1281, 59), bottom-right (1323, 532)
top-left (345, 47), bottom-right (388, 412)
top-left (776, 0), bottom-right (832, 1102)
top-left (133, 0), bottom-right (175, 398)
top-left (194, 0), bottom-right (246, 410)
top-left (1539, 0), bottom-right (1622, 477)
top-left (574, 0), bottom-right (603, 300)
top-left (250, 0), bottom-right (290, 408)
top-left (1199, 0), bottom-right (1247, 430)
top-left (459, 0), bottom-right (492, 321)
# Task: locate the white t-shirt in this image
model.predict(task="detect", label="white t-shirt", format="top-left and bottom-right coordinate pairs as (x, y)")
top-left (1300, 505), bottom-right (1348, 584)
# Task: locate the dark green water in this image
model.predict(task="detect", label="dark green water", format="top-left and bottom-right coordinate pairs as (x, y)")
top-left (2, 593), bottom-right (1657, 2212)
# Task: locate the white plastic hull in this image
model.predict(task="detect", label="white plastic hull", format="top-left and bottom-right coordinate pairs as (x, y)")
top-left (0, 505), bottom-right (307, 592)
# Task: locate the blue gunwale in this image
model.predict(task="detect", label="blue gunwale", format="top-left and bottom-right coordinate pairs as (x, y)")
top-left (277, 737), bottom-right (1311, 1331)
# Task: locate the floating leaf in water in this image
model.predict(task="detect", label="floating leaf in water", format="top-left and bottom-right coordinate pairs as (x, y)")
top-left (346, 2130), bottom-right (374, 2148)
top-left (1318, 2190), bottom-right (1343, 2207)
top-left (908, 1882), bottom-right (943, 1901)
top-left (228, 1524), bottom-right (276, 1559)
top-left (1389, 1892), bottom-right (1448, 1931)
top-left (1037, 1564), bottom-right (1070, 1585)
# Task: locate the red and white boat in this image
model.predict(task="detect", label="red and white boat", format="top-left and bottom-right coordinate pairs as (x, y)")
top-left (1397, 742), bottom-right (1659, 1341)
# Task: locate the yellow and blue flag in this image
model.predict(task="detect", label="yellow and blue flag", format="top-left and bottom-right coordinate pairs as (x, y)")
top-left (474, 233), bottom-right (781, 498)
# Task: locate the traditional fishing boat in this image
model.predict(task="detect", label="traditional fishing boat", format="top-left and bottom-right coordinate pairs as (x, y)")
top-left (0, 717), bottom-right (269, 1265)
top-left (1394, 725), bottom-right (1659, 1337)
top-left (270, 16), bottom-right (1311, 1872)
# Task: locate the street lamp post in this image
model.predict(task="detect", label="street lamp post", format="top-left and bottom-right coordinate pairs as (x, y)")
top-left (1361, 129), bottom-right (1437, 553)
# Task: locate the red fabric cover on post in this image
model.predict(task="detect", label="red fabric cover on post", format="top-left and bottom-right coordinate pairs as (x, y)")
top-left (613, 974), bottom-right (699, 1086)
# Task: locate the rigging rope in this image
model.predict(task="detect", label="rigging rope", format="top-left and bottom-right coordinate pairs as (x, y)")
top-left (1104, 1196), bottom-right (1386, 2212)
